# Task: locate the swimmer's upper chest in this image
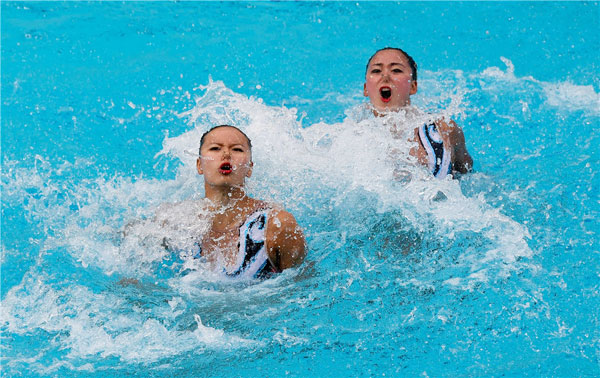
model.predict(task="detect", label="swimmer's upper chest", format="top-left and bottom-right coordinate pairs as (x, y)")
top-left (409, 127), bottom-right (431, 166)
top-left (200, 206), bottom-right (267, 269)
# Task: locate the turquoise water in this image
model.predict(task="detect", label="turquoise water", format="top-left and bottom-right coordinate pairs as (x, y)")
top-left (2, 2), bottom-right (599, 377)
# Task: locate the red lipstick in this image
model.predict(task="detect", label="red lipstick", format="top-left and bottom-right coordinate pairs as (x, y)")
top-left (380, 86), bottom-right (392, 103)
top-left (219, 162), bottom-right (233, 174)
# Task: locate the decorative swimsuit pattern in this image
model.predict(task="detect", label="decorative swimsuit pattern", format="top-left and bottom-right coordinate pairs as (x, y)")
top-left (194, 209), bottom-right (280, 279)
top-left (418, 123), bottom-right (452, 179)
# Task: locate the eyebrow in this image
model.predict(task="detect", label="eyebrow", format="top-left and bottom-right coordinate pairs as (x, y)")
top-left (204, 142), bottom-right (247, 147)
top-left (371, 62), bottom-right (407, 68)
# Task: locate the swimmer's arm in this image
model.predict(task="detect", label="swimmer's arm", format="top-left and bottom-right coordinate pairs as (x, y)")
top-left (267, 209), bottom-right (306, 270)
top-left (436, 119), bottom-right (473, 174)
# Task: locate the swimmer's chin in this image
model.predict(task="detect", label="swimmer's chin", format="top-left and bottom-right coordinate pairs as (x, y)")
top-left (367, 102), bottom-right (402, 116)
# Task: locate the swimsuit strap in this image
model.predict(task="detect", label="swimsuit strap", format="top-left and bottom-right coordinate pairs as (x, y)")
top-left (418, 123), bottom-right (452, 178)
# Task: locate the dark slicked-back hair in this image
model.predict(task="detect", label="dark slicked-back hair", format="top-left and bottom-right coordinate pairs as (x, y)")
top-left (365, 47), bottom-right (418, 81)
top-left (199, 125), bottom-right (252, 155)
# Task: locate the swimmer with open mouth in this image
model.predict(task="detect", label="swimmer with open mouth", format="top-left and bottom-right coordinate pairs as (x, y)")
top-left (364, 48), bottom-right (417, 112)
top-left (380, 86), bottom-right (392, 103)
top-left (362, 47), bottom-right (473, 177)
top-left (218, 162), bottom-right (233, 175)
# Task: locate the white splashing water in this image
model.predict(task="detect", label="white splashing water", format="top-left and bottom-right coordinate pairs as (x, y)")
top-left (2, 76), bottom-right (543, 369)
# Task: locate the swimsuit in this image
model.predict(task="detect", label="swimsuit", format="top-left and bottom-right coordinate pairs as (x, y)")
top-left (193, 209), bottom-right (280, 279)
top-left (417, 123), bottom-right (452, 179)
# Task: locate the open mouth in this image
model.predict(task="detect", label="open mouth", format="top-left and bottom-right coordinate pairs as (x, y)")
top-left (219, 162), bottom-right (233, 174)
top-left (380, 86), bottom-right (392, 102)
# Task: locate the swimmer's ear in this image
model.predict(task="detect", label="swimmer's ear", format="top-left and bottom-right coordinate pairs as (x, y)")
top-left (196, 157), bottom-right (203, 175)
top-left (410, 80), bottom-right (418, 95)
top-left (246, 161), bottom-right (253, 178)
top-left (363, 83), bottom-right (368, 97)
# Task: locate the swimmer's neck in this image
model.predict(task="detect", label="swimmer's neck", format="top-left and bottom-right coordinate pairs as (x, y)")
top-left (204, 185), bottom-right (249, 209)
top-left (371, 104), bottom-right (420, 118)
top-left (373, 107), bottom-right (401, 117)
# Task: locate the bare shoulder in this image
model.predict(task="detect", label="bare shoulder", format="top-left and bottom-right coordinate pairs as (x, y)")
top-left (268, 207), bottom-right (305, 245)
top-left (434, 118), bottom-right (462, 141)
top-left (269, 206), bottom-right (299, 228)
top-left (266, 205), bottom-right (306, 270)
top-left (434, 118), bottom-right (473, 174)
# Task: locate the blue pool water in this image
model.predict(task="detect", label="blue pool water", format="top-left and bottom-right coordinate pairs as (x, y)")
top-left (2, 2), bottom-right (599, 377)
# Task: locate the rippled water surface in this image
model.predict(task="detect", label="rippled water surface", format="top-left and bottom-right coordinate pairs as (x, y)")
top-left (2, 2), bottom-right (599, 377)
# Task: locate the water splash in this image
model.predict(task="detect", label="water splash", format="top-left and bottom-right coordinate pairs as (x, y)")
top-left (4, 62), bottom-right (598, 375)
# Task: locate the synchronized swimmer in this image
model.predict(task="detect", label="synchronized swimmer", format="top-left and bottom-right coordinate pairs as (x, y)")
top-left (143, 48), bottom-right (473, 279)
top-left (364, 47), bottom-right (473, 178)
top-left (191, 125), bottom-right (306, 279)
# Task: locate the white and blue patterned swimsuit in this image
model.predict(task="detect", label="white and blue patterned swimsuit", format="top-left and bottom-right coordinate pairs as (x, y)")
top-left (418, 123), bottom-right (452, 179)
top-left (193, 209), bottom-right (280, 279)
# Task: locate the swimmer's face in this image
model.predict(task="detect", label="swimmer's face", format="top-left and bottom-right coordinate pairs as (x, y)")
top-left (197, 127), bottom-right (253, 188)
top-left (364, 49), bottom-right (417, 112)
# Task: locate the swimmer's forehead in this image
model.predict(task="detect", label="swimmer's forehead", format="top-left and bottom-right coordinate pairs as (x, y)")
top-left (202, 127), bottom-right (251, 147)
top-left (368, 50), bottom-right (410, 67)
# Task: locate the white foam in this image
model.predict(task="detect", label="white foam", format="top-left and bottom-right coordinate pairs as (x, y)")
top-left (2, 76), bottom-right (552, 370)
top-left (3, 77), bottom-right (538, 287)
top-left (481, 56), bottom-right (517, 81)
top-left (479, 57), bottom-right (599, 114)
top-left (543, 81), bottom-right (600, 113)
top-left (1, 271), bottom-right (258, 369)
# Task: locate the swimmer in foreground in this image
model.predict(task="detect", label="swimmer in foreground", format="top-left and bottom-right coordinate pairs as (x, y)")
top-left (364, 47), bottom-right (473, 178)
top-left (192, 125), bottom-right (306, 279)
